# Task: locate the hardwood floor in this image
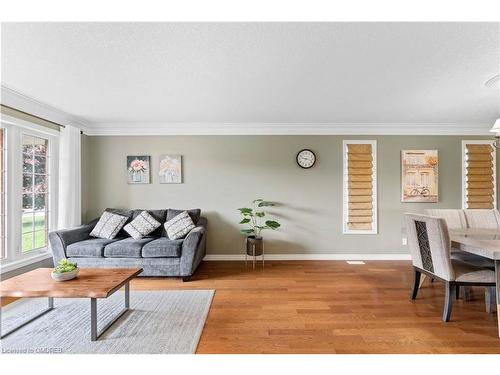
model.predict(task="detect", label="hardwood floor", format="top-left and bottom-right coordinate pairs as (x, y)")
top-left (2, 260), bottom-right (499, 353)
top-left (132, 261), bottom-right (500, 354)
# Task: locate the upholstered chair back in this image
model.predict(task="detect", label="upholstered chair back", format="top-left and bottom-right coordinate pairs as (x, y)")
top-left (405, 214), bottom-right (454, 281)
top-left (425, 209), bottom-right (467, 230)
top-left (463, 209), bottom-right (500, 229)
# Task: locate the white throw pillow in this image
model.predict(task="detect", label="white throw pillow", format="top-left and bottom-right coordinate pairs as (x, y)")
top-left (164, 211), bottom-right (195, 240)
top-left (90, 211), bottom-right (128, 239)
top-left (124, 210), bottom-right (161, 240)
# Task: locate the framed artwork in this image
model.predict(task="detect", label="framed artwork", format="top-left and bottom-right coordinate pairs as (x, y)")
top-left (401, 150), bottom-right (438, 202)
top-left (127, 155), bottom-right (150, 184)
top-left (159, 154), bottom-right (182, 184)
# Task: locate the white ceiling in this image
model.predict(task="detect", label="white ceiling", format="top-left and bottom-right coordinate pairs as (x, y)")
top-left (1, 22), bottom-right (499, 133)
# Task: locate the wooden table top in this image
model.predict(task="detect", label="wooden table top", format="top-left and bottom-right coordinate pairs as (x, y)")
top-left (450, 228), bottom-right (500, 261)
top-left (0, 268), bottom-right (143, 298)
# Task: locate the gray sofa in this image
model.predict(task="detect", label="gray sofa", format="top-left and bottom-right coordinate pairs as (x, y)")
top-left (49, 208), bottom-right (207, 280)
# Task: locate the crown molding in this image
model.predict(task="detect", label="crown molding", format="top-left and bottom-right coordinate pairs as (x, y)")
top-left (1, 85), bottom-right (91, 132)
top-left (1, 86), bottom-right (493, 136)
top-left (84, 121), bottom-right (492, 136)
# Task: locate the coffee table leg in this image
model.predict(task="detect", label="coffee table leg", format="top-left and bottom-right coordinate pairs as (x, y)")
top-left (1, 297), bottom-right (54, 339)
top-left (90, 283), bottom-right (130, 341)
top-left (90, 298), bottom-right (97, 341)
top-left (125, 282), bottom-right (130, 309)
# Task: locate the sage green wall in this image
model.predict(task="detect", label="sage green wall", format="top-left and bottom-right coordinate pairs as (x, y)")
top-left (81, 135), bottom-right (497, 255)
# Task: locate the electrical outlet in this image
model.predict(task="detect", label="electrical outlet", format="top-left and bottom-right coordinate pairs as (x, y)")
top-left (402, 237), bottom-right (407, 246)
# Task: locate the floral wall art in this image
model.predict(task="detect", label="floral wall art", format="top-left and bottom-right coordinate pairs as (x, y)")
top-left (159, 154), bottom-right (182, 184)
top-left (127, 155), bottom-right (150, 184)
top-left (401, 150), bottom-right (438, 203)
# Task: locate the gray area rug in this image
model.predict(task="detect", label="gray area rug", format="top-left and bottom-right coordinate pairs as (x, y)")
top-left (0, 290), bottom-right (214, 354)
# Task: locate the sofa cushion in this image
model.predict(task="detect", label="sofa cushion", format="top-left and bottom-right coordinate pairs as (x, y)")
top-left (142, 238), bottom-right (183, 258)
top-left (104, 237), bottom-right (156, 258)
top-left (90, 211), bottom-right (128, 239)
top-left (105, 208), bottom-right (135, 237)
top-left (66, 238), bottom-right (123, 258)
top-left (132, 209), bottom-right (167, 237)
top-left (164, 211), bottom-right (195, 240)
top-left (105, 208), bottom-right (134, 218)
top-left (164, 208), bottom-right (201, 237)
top-left (167, 208), bottom-right (201, 225)
top-left (125, 211), bottom-right (161, 239)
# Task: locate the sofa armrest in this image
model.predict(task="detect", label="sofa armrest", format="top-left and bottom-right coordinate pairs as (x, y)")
top-left (180, 222), bottom-right (207, 277)
top-left (48, 219), bottom-right (98, 263)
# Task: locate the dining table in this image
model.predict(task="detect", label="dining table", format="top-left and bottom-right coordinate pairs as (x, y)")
top-left (450, 228), bottom-right (500, 338)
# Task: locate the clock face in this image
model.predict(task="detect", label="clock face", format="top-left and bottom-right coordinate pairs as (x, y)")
top-left (296, 149), bottom-right (316, 169)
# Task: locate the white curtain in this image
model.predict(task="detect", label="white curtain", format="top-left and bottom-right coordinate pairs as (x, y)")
top-left (57, 125), bottom-right (81, 229)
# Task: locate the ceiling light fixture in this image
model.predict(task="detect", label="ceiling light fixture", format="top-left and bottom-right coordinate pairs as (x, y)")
top-left (489, 119), bottom-right (500, 148)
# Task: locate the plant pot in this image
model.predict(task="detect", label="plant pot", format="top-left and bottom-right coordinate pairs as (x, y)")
top-left (51, 267), bottom-right (79, 282)
top-left (246, 236), bottom-right (264, 256)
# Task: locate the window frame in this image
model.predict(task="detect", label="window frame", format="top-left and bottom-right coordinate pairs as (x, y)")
top-left (461, 140), bottom-right (497, 209)
top-left (0, 127), bottom-right (7, 259)
top-left (342, 139), bottom-right (378, 235)
top-left (0, 115), bottom-right (59, 270)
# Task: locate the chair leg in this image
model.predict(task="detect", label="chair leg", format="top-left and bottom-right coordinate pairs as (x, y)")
top-left (410, 268), bottom-right (421, 300)
top-left (443, 282), bottom-right (455, 322)
top-left (462, 286), bottom-right (471, 301)
top-left (456, 285), bottom-right (461, 300)
top-left (485, 287), bottom-right (497, 314)
top-left (418, 274), bottom-right (426, 289)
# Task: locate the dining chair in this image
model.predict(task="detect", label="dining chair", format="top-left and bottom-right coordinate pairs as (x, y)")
top-left (425, 209), bottom-right (467, 230)
top-left (405, 213), bottom-right (496, 322)
top-left (463, 209), bottom-right (500, 230)
top-left (425, 209), bottom-right (495, 270)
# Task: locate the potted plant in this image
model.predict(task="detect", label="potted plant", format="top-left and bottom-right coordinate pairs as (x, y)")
top-left (51, 259), bottom-right (79, 281)
top-left (238, 199), bottom-right (281, 256)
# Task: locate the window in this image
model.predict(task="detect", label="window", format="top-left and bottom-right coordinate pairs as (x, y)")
top-left (462, 140), bottom-right (496, 209)
top-left (0, 117), bottom-right (58, 271)
top-left (343, 140), bottom-right (377, 234)
top-left (0, 128), bottom-right (6, 258)
top-left (21, 134), bottom-right (49, 252)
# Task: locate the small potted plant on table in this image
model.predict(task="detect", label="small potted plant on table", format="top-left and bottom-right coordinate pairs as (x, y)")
top-left (238, 199), bottom-right (281, 265)
top-left (51, 259), bottom-right (79, 281)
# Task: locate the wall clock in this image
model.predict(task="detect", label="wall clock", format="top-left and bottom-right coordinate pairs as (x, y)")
top-left (296, 149), bottom-right (316, 169)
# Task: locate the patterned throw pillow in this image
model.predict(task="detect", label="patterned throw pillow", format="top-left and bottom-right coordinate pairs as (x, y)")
top-left (164, 211), bottom-right (195, 240)
top-left (90, 211), bottom-right (128, 239)
top-left (124, 210), bottom-right (161, 240)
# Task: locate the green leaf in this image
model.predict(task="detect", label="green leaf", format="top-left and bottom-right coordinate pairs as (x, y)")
top-left (258, 201), bottom-right (275, 207)
top-left (265, 220), bottom-right (281, 229)
top-left (238, 208), bottom-right (253, 215)
top-left (239, 218), bottom-right (251, 224)
top-left (255, 211), bottom-right (265, 217)
top-left (240, 229), bottom-right (255, 235)
top-left (54, 259), bottom-right (77, 273)
top-left (252, 199), bottom-right (264, 203)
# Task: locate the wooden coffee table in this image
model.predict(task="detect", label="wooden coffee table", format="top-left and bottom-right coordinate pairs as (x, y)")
top-left (0, 268), bottom-right (142, 341)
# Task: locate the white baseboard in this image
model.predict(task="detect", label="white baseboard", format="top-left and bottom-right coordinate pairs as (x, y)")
top-left (203, 253), bottom-right (411, 261)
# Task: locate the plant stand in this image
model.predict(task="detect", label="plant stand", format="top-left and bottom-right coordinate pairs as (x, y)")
top-left (245, 237), bottom-right (265, 270)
